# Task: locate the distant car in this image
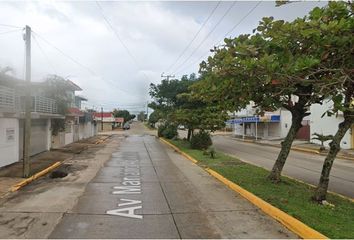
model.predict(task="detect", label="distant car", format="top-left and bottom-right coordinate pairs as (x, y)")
top-left (178, 125), bottom-right (186, 130)
top-left (123, 123), bottom-right (130, 130)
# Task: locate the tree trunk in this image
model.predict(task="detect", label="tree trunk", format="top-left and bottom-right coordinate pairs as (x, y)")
top-left (187, 128), bottom-right (192, 141)
top-left (312, 120), bottom-right (352, 202)
top-left (268, 112), bottom-right (304, 182)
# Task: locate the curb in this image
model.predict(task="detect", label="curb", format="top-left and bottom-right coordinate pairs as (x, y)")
top-left (220, 152), bottom-right (354, 203)
top-left (230, 137), bottom-right (354, 161)
top-left (206, 169), bottom-right (327, 239)
top-left (10, 161), bottom-right (62, 192)
top-left (159, 138), bottom-right (328, 239)
top-left (159, 138), bottom-right (197, 164)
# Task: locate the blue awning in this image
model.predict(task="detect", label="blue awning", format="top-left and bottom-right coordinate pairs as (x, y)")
top-left (226, 115), bottom-right (280, 124)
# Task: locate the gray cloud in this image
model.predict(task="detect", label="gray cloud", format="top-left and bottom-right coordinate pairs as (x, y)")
top-left (0, 1), bottom-right (327, 112)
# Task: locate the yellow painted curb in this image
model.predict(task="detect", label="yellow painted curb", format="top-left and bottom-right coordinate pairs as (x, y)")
top-left (291, 147), bottom-right (320, 154)
top-left (11, 161), bottom-right (62, 192)
top-left (206, 169), bottom-right (328, 239)
top-left (160, 139), bottom-right (329, 239)
top-left (159, 138), bottom-right (198, 164)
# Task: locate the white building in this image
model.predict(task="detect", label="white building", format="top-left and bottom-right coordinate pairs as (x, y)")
top-left (0, 73), bottom-right (63, 168)
top-left (228, 100), bottom-right (353, 150)
top-left (228, 99), bottom-right (312, 141)
top-left (310, 100), bottom-right (353, 149)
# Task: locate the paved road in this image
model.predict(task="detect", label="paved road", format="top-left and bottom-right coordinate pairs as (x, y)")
top-left (212, 136), bottom-right (354, 198)
top-left (50, 132), bottom-right (295, 238)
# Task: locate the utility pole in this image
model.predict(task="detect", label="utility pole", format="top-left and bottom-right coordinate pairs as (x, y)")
top-left (161, 72), bottom-right (175, 81)
top-left (146, 101), bottom-right (149, 122)
top-left (23, 25), bottom-right (31, 178)
top-left (101, 107), bottom-right (103, 131)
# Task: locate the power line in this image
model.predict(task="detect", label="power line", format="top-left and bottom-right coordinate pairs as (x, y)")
top-left (164, 1), bottom-right (221, 74)
top-left (31, 30), bottom-right (135, 97)
top-left (171, 1), bottom-right (238, 74)
top-left (95, 1), bottom-right (151, 82)
top-left (32, 34), bottom-right (57, 74)
top-left (223, 0), bottom-right (262, 39)
top-left (0, 29), bottom-right (20, 35)
top-left (0, 23), bottom-right (22, 29)
top-left (31, 31), bottom-right (97, 76)
top-left (175, 1), bottom-right (262, 76)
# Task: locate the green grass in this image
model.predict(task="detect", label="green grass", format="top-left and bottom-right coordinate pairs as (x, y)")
top-left (169, 139), bottom-right (354, 239)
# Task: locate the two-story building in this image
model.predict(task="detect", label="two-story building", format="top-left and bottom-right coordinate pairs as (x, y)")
top-left (0, 73), bottom-right (63, 168)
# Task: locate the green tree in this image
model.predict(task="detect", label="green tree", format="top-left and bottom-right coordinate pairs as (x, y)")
top-left (148, 110), bottom-right (160, 128)
top-left (42, 75), bottom-right (72, 135)
top-left (194, 2), bottom-right (354, 183)
top-left (310, 2), bottom-right (354, 202)
top-left (149, 74), bottom-right (227, 141)
top-left (112, 109), bottom-right (135, 123)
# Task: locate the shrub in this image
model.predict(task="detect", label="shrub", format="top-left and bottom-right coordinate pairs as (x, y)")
top-left (158, 122), bottom-right (178, 139)
top-left (190, 130), bottom-right (212, 150)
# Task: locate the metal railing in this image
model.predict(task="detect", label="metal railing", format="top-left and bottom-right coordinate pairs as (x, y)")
top-left (0, 85), bottom-right (16, 110)
top-left (33, 95), bottom-right (58, 113)
top-left (19, 95), bottom-right (58, 114)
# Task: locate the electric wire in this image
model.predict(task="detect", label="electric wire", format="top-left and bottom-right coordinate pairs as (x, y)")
top-left (0, 24), bottom-right (22, 29)
top-left (32, 30), bottom-right (135, 96)
top-left (171, 1), bottom-right (237, 74)
top-left (175, 1), bottom-right (262, 76)
top-left (164, 1), bottom-right (221, 74)
top-left (32, 34), bottom-right (57, 74)
top-left (0, 29), bottom-right (21, 35)
top-left (95, 1), bottom-right (151, 82)
top-left (31, 31), bottom-right (97, 76)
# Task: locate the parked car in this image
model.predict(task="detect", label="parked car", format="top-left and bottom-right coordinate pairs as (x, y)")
top-left (123, 123), bottom-right (130, 130)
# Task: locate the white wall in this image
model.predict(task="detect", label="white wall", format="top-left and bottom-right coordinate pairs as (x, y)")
top-left (280, 109), bottom-right (292, 138)
top-left (65, 124), bottom-right (74, 145)
top-left (0, 118), bottom-right (19, 167)
top-left (310, 102), bottom-right (352, 149)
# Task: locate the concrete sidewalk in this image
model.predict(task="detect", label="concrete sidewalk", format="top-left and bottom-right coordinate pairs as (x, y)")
top-left (0, 135), bottom-right (110, 199)
top-left (49, 135), bottom-right (296, 239)
top-left (0, 134), bottom-right (122, 239)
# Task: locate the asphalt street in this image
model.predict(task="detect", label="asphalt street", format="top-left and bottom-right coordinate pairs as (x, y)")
top-left (49, 126), bottom-right (295, 238)
top-left (212, 135), bottom-right (354, 198)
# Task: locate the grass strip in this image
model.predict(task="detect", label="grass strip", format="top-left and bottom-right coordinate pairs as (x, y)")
top-left (168, 139), bottom-right (354, 239)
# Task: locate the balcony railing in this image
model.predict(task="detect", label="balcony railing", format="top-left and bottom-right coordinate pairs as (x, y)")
top-left (19, 95), bottom-right (58, 114)
top-left (33, 96), bottom-right (58, 114)
top-left (0, 85), bottom-right (17, 111)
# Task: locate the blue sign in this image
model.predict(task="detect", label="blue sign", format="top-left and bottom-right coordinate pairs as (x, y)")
top-left (226, 115), bottom-right (280, 124)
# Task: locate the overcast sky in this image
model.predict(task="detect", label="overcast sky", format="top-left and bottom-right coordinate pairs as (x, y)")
top-left (0, 1), bottom-right (327, 114)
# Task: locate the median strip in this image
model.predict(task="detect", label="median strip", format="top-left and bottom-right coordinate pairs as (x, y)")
top-left (160, 138), bottom-right (354, 239)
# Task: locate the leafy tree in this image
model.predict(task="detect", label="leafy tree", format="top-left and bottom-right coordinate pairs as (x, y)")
top-left (148, 110), bottom-right (160, 128)
top-left (194, 3), bottom-right (354, 183)
top-left (310, 2), bottom-right (354, 202)
top-left (42, 75), bottom-right (72, 135)
top-left (149, 74), bottom-right (227, 140)
top-left (112, 109), bottom-right (135, 123)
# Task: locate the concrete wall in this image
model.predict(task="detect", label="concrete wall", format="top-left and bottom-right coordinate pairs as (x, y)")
top-left (97, 122), bottom-right (113, 132)
top-left (79, 122), bottom-right (95, 140)
top-left (0, 118), bottom-right (19, 167)
top-left (19, 119), bottom-right (51, 158)
top-left (65, 123), bottom-right (74, 145)
top-left (310, 102), bottom-right (352, 149)
top-left (280, 109), bottom-right (292, 138)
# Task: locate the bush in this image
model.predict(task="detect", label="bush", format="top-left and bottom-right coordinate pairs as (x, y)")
top-left (158, 122), bottom-right (178, 139)
top-left (190, 131), bottom-right (212, 150)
